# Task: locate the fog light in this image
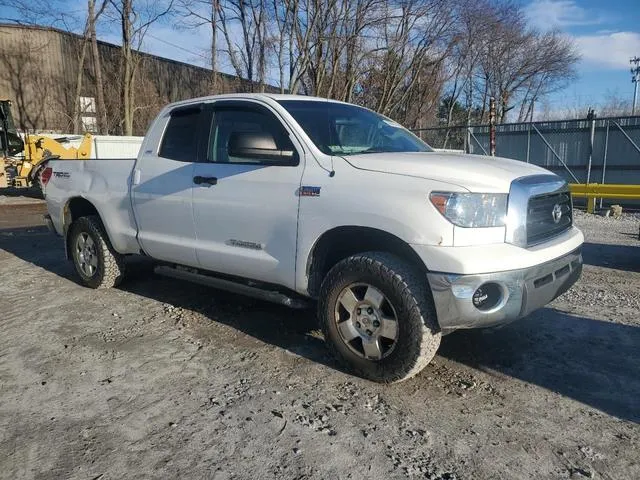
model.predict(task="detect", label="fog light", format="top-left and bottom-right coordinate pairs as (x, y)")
top-left (472, 283), bottom-right (502, 311)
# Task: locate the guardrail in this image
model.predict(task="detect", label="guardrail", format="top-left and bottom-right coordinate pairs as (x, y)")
top-left (569, 183), bottom-right (640, 213)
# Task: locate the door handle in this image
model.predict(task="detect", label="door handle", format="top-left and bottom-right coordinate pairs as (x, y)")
top-left (193, 176), bottom-right (218, 186)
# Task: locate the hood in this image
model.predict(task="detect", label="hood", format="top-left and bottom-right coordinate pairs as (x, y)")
top-left (342, 152), bottom-right (553, 192)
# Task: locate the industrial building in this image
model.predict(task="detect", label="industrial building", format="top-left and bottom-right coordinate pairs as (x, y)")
top-left (0, 23), bottom-right (249, 135)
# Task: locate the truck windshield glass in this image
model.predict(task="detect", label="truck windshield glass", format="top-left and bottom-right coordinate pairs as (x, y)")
top-left (277, 100), bottom-right (432, 156)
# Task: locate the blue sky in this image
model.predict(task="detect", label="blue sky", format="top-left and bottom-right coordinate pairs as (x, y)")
top-left (1, 0), bottom-right (639, 115)
top-left (520, 0), bottom-right (640, 112)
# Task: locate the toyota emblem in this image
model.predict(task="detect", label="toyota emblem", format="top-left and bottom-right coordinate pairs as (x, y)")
top-left (552, 204), bottom-right (562, 224)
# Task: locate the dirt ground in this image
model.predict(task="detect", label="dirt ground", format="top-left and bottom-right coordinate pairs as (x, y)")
top-left (1, 198), bottom-right (639, 480)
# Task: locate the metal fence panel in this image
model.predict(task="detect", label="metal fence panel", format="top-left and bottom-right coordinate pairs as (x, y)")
top-left (414, 116), bottom-right (640, 188)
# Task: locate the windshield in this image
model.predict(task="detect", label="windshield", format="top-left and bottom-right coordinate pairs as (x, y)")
top-left (277, 100), bottom-right (432, 156)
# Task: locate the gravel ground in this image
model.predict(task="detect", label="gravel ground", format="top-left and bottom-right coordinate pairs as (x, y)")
top-left (0, 188), bottom-right (43, 205)
top-left (0, 201), bottom-right (638, 480)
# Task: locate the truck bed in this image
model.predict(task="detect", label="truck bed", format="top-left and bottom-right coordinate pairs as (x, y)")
top-left (32, 134), bottom-right (144, 159)
top-left (45, 158), bottom-right (141, 254)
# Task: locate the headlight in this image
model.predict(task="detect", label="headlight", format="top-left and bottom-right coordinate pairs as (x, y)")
top-left (429, 192), bottom-right (507, 228)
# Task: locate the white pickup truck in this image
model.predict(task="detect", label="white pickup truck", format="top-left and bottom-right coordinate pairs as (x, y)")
top-left (43, 94), bottom-right (583, 383)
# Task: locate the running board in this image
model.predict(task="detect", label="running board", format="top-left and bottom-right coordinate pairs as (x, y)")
top-left (154, 265), bottom-right (308, 309)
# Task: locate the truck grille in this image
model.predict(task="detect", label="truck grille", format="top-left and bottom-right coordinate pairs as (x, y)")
top-left (526, 191), bottom-right (572, 245)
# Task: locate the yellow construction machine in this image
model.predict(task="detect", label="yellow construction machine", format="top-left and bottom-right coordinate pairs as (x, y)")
top-left (0, 98), bottom-right (92, 188)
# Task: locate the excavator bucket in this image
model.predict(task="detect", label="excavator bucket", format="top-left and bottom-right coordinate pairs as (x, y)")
top-left (2, 98), bottom-right (93, 188)
top-left (74, 132), bottom-right (93, 159)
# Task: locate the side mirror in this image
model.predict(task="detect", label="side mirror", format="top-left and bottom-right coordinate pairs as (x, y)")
top-left (228, 131), bottom-right (296, 163)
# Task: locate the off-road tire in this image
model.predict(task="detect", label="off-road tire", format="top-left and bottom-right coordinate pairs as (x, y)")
top-left (69, 215), bottom-right (126, 289)
top-left (318, 252), bottom-right (441, 383)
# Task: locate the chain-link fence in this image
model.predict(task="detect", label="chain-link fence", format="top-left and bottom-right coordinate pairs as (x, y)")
top-left (414, 116), bottom-right (640, 188)
top-left (415, 126), bottom-right (469, 152)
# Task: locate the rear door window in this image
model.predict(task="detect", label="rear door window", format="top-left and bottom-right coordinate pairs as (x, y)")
top-left (159, 107), bottom-right (202, 162)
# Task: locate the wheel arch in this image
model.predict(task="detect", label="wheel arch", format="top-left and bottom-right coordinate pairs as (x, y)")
top-left (306, 226), bottom-right (428, 298)
top-left (63, 197), bottom-right (109, 259)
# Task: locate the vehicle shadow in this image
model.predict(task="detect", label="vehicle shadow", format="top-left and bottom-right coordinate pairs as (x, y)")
top-left (0, 187), bottom-right (43, 199)
top-left (2, 226), bottom-right (639, 424)
top-left (0, 225), bottom-right (76, 280)
top-left (438, 309), bottom-right (640, 424)
top-left (122, 266), bottom-right (332, 365)
top-left (109, 270), bottom-right (640, 424)
top-left (582, 241), bottom-right (640, 272)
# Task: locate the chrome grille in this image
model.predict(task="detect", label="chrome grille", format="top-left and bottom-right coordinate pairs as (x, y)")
top-left (526, 191), bottom-right (572, 245)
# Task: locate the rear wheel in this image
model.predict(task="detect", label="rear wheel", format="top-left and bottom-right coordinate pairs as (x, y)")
top-left (69, 215), bottom-right (125, 289)
top-left (318, 252), bottom-right (441, 383)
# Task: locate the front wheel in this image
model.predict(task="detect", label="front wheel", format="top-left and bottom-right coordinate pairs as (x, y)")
top-left (318, 252), bottom-right (441, 383)
top-left (69, 215), bottom-right (126, 289)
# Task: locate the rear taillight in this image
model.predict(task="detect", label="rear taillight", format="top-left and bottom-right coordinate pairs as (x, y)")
top-left (41, 167), bottom-right (53, 185)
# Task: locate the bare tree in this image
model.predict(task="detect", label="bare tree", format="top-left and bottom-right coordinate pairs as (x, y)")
top-left (371, 0), bottom-right (455, 117)
top-left (109, 0), bottom-right (174, 135)
top-left (293, 0), bottom-right (383, 101)
top-left (89, 0), bottom-right (110, 133)
top-left (340, 0), bottom-right (383, 103)
top-left (598, 91), bottom-right (633, 117)
top-left (217, 0), bottom-right (270, 91)
top-left (269, 0), bottom-right (296, 92)
top-left (475, 4), bottom-right (578, 123)
top-left (2, 0), bottom-right (581, 134)
top-left (538, 91), bottom-right (633, 121)
top-left (177, 0), bottom-right (221, 92)
top-left (70, 0), bottom-right (109, 134)
top-left (72, 25), bottom-right (91, 134)
top-left (440, 0), bottom-right (492, 144)
top-left (288, 0), bottom-right (323, 93)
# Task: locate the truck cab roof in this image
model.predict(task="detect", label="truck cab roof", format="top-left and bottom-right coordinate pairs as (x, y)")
top-left (163, 93), bottom-right (351, 110)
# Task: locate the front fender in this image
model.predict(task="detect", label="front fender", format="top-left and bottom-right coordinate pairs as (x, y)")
top-left (294, 163), bottom-right (460, 294)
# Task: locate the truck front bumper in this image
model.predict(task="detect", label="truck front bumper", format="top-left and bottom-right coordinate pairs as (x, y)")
top-left (427, 247), bottom-right (582, 332)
